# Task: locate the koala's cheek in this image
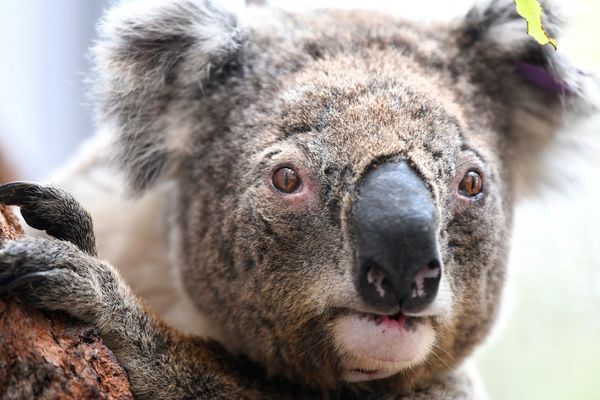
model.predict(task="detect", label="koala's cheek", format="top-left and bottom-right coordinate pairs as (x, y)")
top-left (332, 314), bottom-right (435, 382)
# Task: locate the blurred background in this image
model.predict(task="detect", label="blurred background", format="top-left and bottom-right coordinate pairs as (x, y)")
top-left (0, 1), bottom-right (598, 398)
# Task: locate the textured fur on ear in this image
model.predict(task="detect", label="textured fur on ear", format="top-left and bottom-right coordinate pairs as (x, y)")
top-left (91, 0), bottom-right (244, 193)
top-left (456, 0), bottom-right (598, 195)
top-left (463, 0), bottom-right (561, 53)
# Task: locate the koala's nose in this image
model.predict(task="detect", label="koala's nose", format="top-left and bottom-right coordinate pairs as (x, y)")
top-left (352, 162), bottom-right (441, 315)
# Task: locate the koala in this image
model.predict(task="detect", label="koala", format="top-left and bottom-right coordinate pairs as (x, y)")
top-left (0, 0), bottom-right (596, 399)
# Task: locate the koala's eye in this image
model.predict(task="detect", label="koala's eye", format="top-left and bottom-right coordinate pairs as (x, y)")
top-left (459, 170), bottom-right (483, 197)
top-left (272, 167), bottom-right (301, 193)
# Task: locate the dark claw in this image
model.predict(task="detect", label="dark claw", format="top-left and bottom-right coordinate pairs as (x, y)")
top-left (0, 182), bottom-right (57, 233)
top-left (0, 181), bottom-right (40, 206)
top-left (0, 270), bottom-right (63, 296)
top-left (0, 181), bottom-right (97, 256)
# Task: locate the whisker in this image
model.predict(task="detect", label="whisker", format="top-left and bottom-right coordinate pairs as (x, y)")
top-left (429, 346), bottom-right (455, 373)
top-left (431, 342), bottom-right (456, 363)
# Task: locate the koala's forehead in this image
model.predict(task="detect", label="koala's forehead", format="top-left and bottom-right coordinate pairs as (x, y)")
top-left (272, 54), bottom-right (469, 171)
top-left (232, 10), bottom-right (490, 166)
top-left (218, 8), bottom-right (500, 181)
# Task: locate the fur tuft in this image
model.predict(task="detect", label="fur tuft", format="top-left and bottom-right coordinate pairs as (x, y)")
top-left (463, 0), bottom-right (562, 50)
top-left (91, 0), bottom-right (244, 192)
top-left (457, 0), bottom-right (598, 195)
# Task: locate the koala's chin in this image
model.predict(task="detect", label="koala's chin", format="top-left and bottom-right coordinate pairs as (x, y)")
top-left (332, 274), bottom-right (452, 383)
top-left (334, 314), bottom-right (436, 382)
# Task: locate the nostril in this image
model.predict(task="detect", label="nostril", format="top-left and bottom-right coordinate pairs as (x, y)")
top-left (357, 260), bottom-right (399, 311)
top-left (410, 260), bottom-right (441, 300)
top-left (427, 259), bottom-right (441, 271)
top-left (366, 263), bottom-right (388, 298)
top-left (401, 260), bottom-right (442, 314)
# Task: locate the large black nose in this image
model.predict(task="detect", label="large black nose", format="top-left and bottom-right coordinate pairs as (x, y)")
top-left (352, 161), bottom-right (441, 314)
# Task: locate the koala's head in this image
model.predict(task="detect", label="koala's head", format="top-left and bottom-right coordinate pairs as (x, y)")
top-left (93, 0), bottom-right (595, 393)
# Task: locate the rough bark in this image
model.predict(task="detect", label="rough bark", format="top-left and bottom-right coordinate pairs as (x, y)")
top-left (0, 205), bottom-right (133, 400)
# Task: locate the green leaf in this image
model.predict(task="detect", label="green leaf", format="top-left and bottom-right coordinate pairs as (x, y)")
top-left (513, 0), bottom-right (557, 49)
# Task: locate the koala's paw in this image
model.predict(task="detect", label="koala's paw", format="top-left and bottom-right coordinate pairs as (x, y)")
top-left (0, 181), bottom-right (97, 255)
top-left (0, 236), bottom-right (112, 321)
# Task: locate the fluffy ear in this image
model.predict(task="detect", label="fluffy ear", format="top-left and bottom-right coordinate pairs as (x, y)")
top-left (455, 0), bottom-right (598, 193)
top-left (91, 0), bottom-right (243, 192)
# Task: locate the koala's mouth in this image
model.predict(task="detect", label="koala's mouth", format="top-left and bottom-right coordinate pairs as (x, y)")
top-left (333, 311), bottom-right (435, 383)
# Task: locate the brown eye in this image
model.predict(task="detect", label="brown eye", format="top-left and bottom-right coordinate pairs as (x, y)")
top-left (459, 170), bottom-right (483, 197)
top-left (272, 167), bottom-right (301, 193)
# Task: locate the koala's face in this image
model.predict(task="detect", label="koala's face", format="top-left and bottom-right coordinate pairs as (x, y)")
top-left (94, 0), bottom-right (594, 393)
top-left (177, 51), bottom-right (511, 389)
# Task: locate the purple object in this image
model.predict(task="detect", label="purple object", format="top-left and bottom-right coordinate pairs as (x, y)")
top-left (516, 62), bottom-right (576, 96)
